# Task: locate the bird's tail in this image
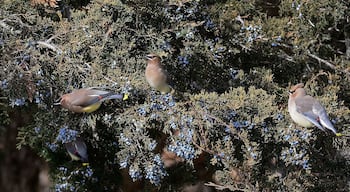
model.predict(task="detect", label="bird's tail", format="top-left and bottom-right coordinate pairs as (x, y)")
top-left (106, 93), bottom-right (129, 101)
top-left (319, 114), bottom-right (338, 134)
top-left (97, 92), bottom-right (127, 102)
top-left (102, 93), bottom-right (123, 100)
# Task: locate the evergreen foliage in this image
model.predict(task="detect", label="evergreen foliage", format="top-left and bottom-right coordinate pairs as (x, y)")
top-left (0, 0), bottom-right (349, 191)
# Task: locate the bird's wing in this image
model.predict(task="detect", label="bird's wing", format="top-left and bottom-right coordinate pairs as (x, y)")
top-left (160, 65), bottom-right (175, 86)
top-left (295, 96), bottom-right (325, 131)
top-left (86, 88), bottom-right (110, 95)
top-left (159, 67), bottom-right (168, 82)
top-left (83, 92), bottom-right (123, 107)
top-left (74, 139), bottom-right (87, 156)
top-left (64, 142), bottom-right (76, 154)
top-left (157, 67), bottom-right (173, 93)
top-left (75, 138), bottom-right (87, 149)
top-left (65, 142), bottom-right (82, 161)
top-left (311, 100), bottom-right (337, 134)
top-left (73, 138), bottom-right (88, 162)
top-left (69, 89), bottom-right (111, 107)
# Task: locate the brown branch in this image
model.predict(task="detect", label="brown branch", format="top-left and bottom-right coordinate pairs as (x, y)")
top-left (36, 41), bottom-right (62, 54)
top-left (192, 141), bottom-right (216, 155)
top-left (307, 52), bottom-right (336, 70)
top-left (205, 182), bottom-right (251, 192)
top-left (307, 52), bottom-right (350, 75)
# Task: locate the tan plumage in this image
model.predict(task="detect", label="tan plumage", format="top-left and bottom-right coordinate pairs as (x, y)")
top-left (161, 148), bottom-right (184, 168)
top-left (145, 54), bottom-right (173, 94)
top-left (288, 83), bottom-right (338, 134)
top-left (58, 88), bottom-right (127, 113)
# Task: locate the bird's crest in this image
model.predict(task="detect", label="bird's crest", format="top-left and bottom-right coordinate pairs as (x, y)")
top-left (289, 83), bottom-right (304, 94)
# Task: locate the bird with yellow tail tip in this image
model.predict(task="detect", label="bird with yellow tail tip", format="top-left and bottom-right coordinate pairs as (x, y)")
top-left (288, 83), bottom-right (343, 136)
top-left (56, 88), bottom-right (128, 113)
top-left (64, 137), bottom-right (89, 165)
top-left (145, 53), bottom-right (174, 94)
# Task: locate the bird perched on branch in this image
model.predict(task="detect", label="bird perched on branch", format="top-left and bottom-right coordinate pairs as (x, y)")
top-left (145, 53), bottom-right (174, 94)
top-left (288, 83), bottom-right (341, 136)
top-left (56, 88), bottom-right (128, 113)
top-left (64, 137), bottom-right (88, 163)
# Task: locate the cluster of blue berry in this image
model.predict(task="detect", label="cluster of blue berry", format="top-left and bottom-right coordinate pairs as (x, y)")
top-left (55, 166), bottom-right (95, 192)
top-left (56, 126), bottom-right (78, 144)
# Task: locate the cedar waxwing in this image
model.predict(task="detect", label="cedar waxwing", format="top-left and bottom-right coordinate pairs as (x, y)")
top-left (64, 137), bottom-right (88, 163)
top-left (145, 54), bottom-right (174, 94)
top-left (161, 148), bottom-right (184, 168)
top-left (57, 88), bottom-right (128, 113)
top-left (288, 83), bottom-right (340, 135)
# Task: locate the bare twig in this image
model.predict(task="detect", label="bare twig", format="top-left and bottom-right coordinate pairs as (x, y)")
top-left (205, 182), bottom-right (251, 192)
top-left (308, 20), bottom-right (315, 27)
top-left (345, 36), bottom-right (350, 58)
top-left (235, 15), bottom-right (245, 27)
top-left (0, 20), bottom-right (21, 34)
top-left (192, 141), bottom-right (216, 155)
top-left (278, 53), bottom-right (296, 63)
top-left (205, 182), bottom-right (230, 190)
top-left (36, 41), bottom-right (62, 54)
top-left (307, 52), bottom-right (350, 75)
top-left (103, 76), bottom-right (119, 86)
top-left (307, 52), bottom-right (336, 70)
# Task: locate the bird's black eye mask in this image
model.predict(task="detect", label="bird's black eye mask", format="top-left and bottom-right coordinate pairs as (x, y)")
top-left (289, 90), bottom-right (295, 94)
top-left (146, 55), bottom-right (156, 60)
